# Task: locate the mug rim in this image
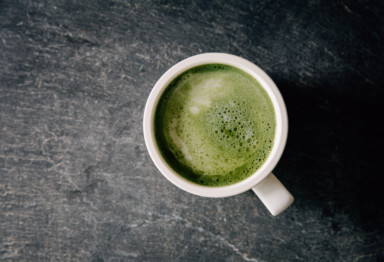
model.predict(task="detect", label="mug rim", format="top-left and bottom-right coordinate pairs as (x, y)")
top-left (143, 53), bottom-right (288, 197)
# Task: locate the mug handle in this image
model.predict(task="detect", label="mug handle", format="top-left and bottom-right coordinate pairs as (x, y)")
top-left (251, 173), bottom-right (294, 216)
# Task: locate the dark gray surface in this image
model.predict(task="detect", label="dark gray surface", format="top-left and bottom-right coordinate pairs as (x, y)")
top-left (1, 0), bottom-right (383, 261)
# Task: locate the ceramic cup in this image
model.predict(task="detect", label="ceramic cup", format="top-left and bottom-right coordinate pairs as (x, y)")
top-left (143, 53), bottom-right (294, 216)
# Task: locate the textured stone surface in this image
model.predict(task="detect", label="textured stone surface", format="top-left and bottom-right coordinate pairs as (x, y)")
top-left (1, 0), bottom-right (383, 261)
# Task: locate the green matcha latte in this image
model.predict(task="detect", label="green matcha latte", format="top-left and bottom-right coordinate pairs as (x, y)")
top-left (154, 64), bottom-right (275, 186)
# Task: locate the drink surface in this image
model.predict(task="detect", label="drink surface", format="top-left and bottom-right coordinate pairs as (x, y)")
top-left (155, 64), bottom-right (275, 186)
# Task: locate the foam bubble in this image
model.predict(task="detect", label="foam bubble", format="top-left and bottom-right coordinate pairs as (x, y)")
top-left (189, 106), bottom-right (199, 114)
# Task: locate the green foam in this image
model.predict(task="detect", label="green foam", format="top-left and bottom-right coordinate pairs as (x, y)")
top-left (155, 64), bottom-right (275, 186)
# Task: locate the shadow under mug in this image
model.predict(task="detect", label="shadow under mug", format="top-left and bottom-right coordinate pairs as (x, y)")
top-left (143, 53), bottom-right (294, 216)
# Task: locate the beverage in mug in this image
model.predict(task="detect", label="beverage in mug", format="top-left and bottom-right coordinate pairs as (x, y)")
top-left (154, 64), bottom-right (275, 186)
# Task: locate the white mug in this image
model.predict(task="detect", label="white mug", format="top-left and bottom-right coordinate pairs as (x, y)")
top-left (143, 53), bottom-right (294, 216)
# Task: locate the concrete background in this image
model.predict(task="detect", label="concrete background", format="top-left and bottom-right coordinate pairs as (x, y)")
top-left (1, 0), bottom-right (383, 261)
